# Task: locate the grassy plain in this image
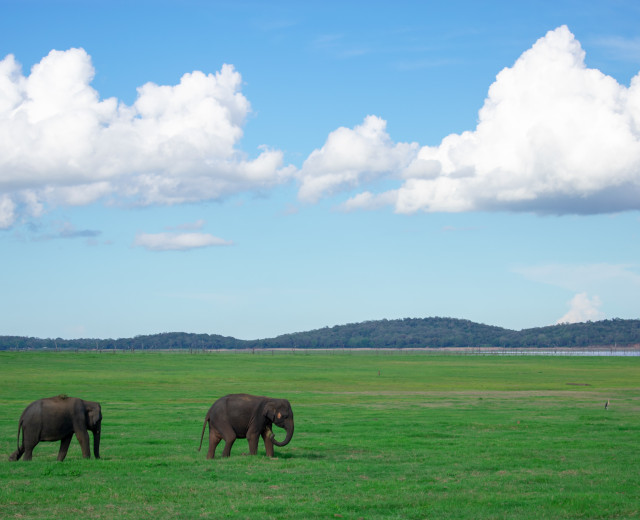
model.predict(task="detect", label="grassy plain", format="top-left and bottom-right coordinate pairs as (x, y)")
top-left (0, 351), bottom-right (638, 519)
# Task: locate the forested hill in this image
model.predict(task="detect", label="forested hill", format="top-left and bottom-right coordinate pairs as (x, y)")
top-left (255, 317), bottom-right (640, 350)
top-left (2, 317), bottom-right (640, 351)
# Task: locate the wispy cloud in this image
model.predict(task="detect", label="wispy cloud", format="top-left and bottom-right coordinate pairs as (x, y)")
top-left (34, 221), bottom-right (101, 242)
top-left (254, 17), bottom-right (299, 33)
top-left (513, 263), bottom-right (640, 292)
top-left (134, 232), bottom-right (232, 252)
top-left (58, 228), bottom-right (101, 240)
top-left (594, 35), bottom-right (640, 62)
top-left (312, 33), bottom-right (344, 50)
top-left (134, 220), bottom-right (231, 252)
top-left (394, 58), bottom-right (458, 71)
top-left (312, 33), bottom-right (370, 59)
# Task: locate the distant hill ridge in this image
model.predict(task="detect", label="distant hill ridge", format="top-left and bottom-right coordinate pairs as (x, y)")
top-left (2, 317), bottom-right (640, 350)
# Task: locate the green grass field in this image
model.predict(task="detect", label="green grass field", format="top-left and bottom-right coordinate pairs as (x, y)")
top-left (1, 351), bottom-right (638, 519)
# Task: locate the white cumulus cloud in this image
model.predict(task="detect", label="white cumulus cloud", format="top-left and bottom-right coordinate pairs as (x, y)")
top-left (297, 115), bottom-right (418, 203)
top-left (134, 232), bottom-right (232, 252)
top-left (327, 26), bottom-right (640, 215)
top-left (557, 292), bottom-right (605, 324)
top-left (0, 49), bottom-right (294, 228)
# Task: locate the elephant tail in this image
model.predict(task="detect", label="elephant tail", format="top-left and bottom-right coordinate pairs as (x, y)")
top-left (16, 419), bottom-right (24, 451)
top-left (198, 413), bottom-right (209, 452)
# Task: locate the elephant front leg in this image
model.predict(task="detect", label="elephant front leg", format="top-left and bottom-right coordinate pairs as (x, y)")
top-left (247, 433), bottom-right (261, 455)
top-left (75, 429), bottom-right (91, 459)
top-left (57, 434), bottom-right (73, 461)
top-left (261, 429), bottom-right (275, 457)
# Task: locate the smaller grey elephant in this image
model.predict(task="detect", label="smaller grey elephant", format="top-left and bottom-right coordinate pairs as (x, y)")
top-left (9, 395), bottom-right (102, 461)
top-left (199, 393), bottom-right (294, 458)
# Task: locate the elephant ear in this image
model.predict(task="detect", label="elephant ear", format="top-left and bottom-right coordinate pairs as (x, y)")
top-left (86, 403), bottom-right (101, 428)
top-left (263, 403), bottom-right (277, 421)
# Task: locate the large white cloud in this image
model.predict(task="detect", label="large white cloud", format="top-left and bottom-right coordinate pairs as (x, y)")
top-left (334, 26), bottom-right (640, 214)
top-left (0, 49), bottom-right (293, 228)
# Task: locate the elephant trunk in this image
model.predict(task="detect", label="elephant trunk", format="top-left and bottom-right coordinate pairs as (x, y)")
top-left (271, 419), bottom-right (294, 447)
top-left (93, 430), bottom-right (101, 459)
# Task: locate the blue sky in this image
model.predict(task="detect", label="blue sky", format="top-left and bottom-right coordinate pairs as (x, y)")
top-left (2, 0), bottom-right (640, 340)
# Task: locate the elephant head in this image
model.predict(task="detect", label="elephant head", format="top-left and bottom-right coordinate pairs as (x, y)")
top-left (264, 399), bottom-right (294, 447)
top-left (84, 400), bottom-right (102, 459)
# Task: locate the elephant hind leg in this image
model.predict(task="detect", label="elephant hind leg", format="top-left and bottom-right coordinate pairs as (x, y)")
top-left (212, 423), bottom-right (237, 458)
top-left (221, 436), bottom-right (236, 457)
top-left (22, 447), bottom-right (34, 461)
top-left (20, 430), bottom-right (38, 461)
top-left (57, 434), bottom-right (73, 462)
top-left (207, 427), bottom-right (223, 459)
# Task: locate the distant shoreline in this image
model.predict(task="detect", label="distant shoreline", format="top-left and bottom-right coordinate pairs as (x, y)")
top-left (5, 346), bottom-right (640, 356)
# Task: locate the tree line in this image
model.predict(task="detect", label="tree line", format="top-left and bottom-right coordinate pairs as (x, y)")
top-left (1, 317), bottom-right (639, 351)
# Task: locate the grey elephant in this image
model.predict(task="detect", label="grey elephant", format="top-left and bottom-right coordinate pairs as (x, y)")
top-left (9, 395), bottom-right (102, 461)
top-left (199, 393), bottom-right (294, 458)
